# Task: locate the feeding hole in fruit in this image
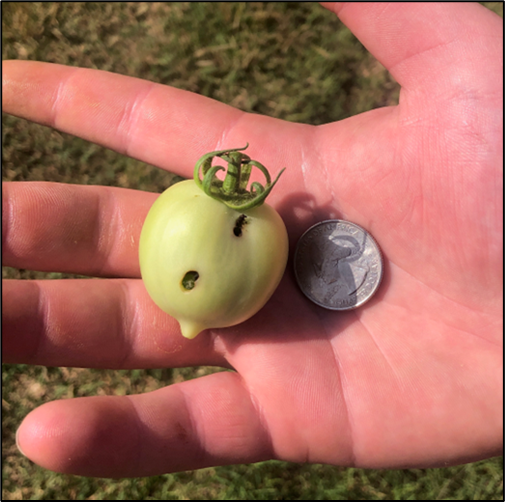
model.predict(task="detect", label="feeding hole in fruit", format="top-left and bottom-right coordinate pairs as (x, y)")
top-left (233, 214), bottom-right (248, 237)
top-left (181, 271), bottom-right (199, 290)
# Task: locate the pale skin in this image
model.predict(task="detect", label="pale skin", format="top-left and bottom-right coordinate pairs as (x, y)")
top-left (2, 2), bottom-right (502, 477)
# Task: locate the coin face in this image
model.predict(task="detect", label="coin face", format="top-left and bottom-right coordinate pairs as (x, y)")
top-left (294, 220), bottom-right (383, 310)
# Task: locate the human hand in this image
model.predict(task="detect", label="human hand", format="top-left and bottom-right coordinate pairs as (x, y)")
top-left (2, 2), bottom-right (502, 477)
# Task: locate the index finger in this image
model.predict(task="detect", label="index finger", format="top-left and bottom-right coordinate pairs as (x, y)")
top-left (1, 61), bottom-right (238, 178)
top-left (2, 60), bottom-right (304, 180)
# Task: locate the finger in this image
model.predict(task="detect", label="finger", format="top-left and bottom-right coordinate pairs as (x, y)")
top-left (2, 60), bottom-right (305, 180)
top-left (2, 278), bottom-right (223, 369)
top-left (324, 2), bottom-right (502, 94)
top-left (2, 181), bottom-right (155, 277)
top-left (16, 371), bottom-right (273, 477)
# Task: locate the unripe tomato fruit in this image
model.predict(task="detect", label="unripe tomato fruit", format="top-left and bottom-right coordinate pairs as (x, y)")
top-left (139, 146), bottom-right (288, 339)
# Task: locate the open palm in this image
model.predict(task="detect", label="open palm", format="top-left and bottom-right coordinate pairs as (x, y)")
top-left (3, 3), bottom-right (502, 477)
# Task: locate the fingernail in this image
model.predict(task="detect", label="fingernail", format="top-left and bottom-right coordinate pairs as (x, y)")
top-left (15, 426), bottom-right (26, 457)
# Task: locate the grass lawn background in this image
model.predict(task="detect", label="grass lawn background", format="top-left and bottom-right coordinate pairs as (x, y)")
top-left (2, 2), bottom-right (503, 500)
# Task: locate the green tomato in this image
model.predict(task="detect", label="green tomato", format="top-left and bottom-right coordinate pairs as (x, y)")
top-left (139, 178), bottom-right (288, 339)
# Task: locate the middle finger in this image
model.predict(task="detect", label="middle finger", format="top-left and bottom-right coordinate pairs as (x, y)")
top-left (3, 181), bottom-right (157, 278)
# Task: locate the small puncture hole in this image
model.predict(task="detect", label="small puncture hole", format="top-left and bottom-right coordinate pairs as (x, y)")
top-left (233, 214), bottom-right (248, 237)
top-left (181, 271), bottom-right (199, 290)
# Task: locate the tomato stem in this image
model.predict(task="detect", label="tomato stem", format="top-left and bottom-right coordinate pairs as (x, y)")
top-left (194, 144), bottom-right (285, 210)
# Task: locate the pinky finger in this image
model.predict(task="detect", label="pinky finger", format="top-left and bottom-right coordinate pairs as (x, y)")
top-left (16, 371), bottom-right (273, 477)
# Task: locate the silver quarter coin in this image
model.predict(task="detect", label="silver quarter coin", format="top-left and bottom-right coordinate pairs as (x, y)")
top-left (294, 220), bottom-right (383, 310)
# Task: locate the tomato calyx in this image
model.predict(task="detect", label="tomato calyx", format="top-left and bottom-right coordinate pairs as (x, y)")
top-left (194, 144), bottom-right (286, 210)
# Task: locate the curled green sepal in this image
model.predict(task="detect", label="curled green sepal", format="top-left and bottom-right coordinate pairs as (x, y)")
top-left (194, 144), bottom-right (285, 210)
